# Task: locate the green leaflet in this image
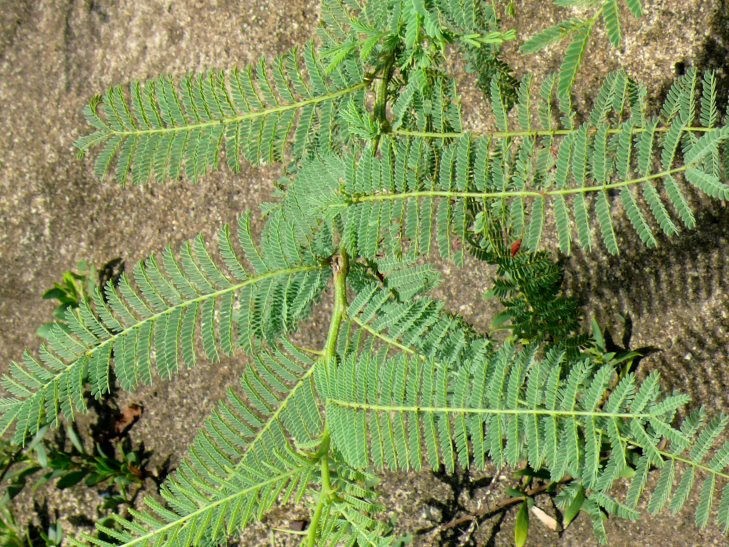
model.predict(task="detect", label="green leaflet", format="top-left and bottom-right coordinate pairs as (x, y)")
top-left (381, 70), bottom-right (729, 255)
top-left (558, 21), bottom-right (594, 109)
top-left (626, 0), bottom-right (644, 17)
top-left (75, 43), bottom-right (366, 184)
top-left (79, 343), bottom-right (324, 546)
top-left (344, 280), bottom-right (488, 368)
top-left (0, 215), bottom-right (329, 445)
top-left (519, 18), bottom-right (585, 54)
top-left (602, 0), bottom-right (622, 48)
top-left (324, 345), bottom-right (729, 532)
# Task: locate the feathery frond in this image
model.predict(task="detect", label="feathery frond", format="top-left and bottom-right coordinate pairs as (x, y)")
top-left (75, 44), bottom-right (366, 184)
top-left (0, 215), bottom-right (329, 445)
top-left (81, 343), bottom-right (323, 545)
top-left (363, 255), bottom-right (441, 301)
top-left (322, 345), bottom-right (673, 476)
top-left (520, 19), bottom-right (585, 55)
top-left (387, 70), bottom-right (729, 254)
top-left (343, 279), bottom-right (488, 368)
top-left (323, 344), bottom-right (729, 534)
top-left (558, 20), bottom-right (594, 110)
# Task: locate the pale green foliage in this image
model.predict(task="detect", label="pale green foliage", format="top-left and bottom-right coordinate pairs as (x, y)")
top-left (2, 0), bottom-right (729, 545)
top-left (77, 343), bottom-right (390, 545)
top-left (0, 215), bottom-right (329, 445)
top-left (78, 269), bottom-right (482, 546)
top-left (82, 343), bottom-right (321, 545)
top-left (280, 70), bottom-right (729, 259)
top-left (318, 0), bottom-right (508, 137)
top-left (75, 44), bottom-right (365, 183)
top-left (322, 344), bottom-right (729, 534)
top-left (357, 70), bottom-right (728, 256)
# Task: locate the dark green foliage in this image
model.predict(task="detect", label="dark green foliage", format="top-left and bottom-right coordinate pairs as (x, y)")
top-left (1, 423), bottom-right (148, 506)
top-left (486, 251), bottom-right (582, 347)
top-left (470, 216), bottom-right (588, 363)
top-left (464, 54), bottom-right (518, 111)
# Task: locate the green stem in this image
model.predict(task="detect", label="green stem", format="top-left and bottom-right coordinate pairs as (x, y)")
top-left (291, 343), bottom-right (325, 357)
top-left (372, 53), bottom-right (395, 155)
top-left (305, 250), bottom-right (349, 545)
top-left (392, 125), bottom-right (714, 140)
top-left (327, 399), bottom-right (654, 420)
top-left (323, 251), bottom-right (349, 361)
top-left (306, 431), bottom-right (333, 547)
top-left (350, 165), bottom-right (689, 203)
top-left (373, 55), bottom-right (394, 127)
top-left (103, 83), bottom-right (368, 138)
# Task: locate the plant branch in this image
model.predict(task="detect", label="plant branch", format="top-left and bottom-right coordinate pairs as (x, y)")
top-left (327, 399), bottom-right (655, 420)
top-left (392, 125), bottom-right (714, 140)
top-left (306, 431), bottom-right (333, 547)
top-left (349, 165), bottom-right (690, 202)
top-left (306, 249), bottom-right (350, 546)
top-left (372, 52), bottom-right (396, 155)
top-left (323, 250), bottom-right (350, 361)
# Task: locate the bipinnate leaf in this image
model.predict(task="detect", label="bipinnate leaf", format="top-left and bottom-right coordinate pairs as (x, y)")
top-left (76, 44), bottom-right (366, 184)
top-left (0, 214), bottom-right (329, 445)
top-left (373, 70), bottom-right (729, 255)
top-left (80, 343), bottom-right (324, 545)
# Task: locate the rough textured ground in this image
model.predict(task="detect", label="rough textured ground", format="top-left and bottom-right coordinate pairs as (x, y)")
top-left (1, 0), bottom-right (728, 545)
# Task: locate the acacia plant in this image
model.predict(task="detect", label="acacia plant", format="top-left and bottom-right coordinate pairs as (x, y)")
top-left (2, 0), bottom-right (729, 544)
